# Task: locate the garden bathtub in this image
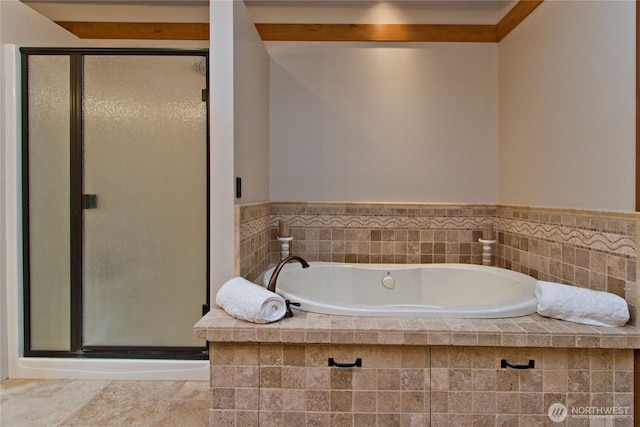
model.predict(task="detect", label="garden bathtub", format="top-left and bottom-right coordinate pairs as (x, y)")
top-left (263, 262), bottom-right (537, 318)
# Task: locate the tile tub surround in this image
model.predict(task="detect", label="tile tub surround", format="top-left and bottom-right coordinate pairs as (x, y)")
top-left (269, 203), bottom-right (496, 266)
top-left (237, 203), bottom-right (271, 282)
top-left (495, 205), bottom-right (638, 325)
top-left (227, 203), bottom-right (640, 425)
top-left (237, 202), bottom-right (639, 324)
top-left (194, 309), bottom-right (638, 426)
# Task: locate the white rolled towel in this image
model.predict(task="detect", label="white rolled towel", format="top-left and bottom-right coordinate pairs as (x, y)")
top-left (216, 277), bottom-right (287, 323)
top-left (535, 281), bottom-right (629, 327)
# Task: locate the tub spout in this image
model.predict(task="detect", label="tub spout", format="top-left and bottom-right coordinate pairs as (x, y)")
top-left (267, 256), bottom-right (310, 293)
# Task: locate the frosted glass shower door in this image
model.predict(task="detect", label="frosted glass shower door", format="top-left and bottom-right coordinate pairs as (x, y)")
top-left (26, 55), bottom-right (72, 351)
top-left (82, 55), bottom-right (207, 347)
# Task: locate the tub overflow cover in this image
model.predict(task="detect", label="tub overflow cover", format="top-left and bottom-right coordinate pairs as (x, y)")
top-left (382, 273), bottom-right (395, 289)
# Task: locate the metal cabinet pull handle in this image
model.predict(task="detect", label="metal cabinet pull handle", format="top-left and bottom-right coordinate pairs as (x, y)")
top-left (328, 358), bottom-right (362, 368)
top-left (501, 359), bottom-right (535, 369)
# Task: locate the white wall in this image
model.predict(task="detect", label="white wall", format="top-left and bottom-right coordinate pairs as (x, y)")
top-left (498, 0), bottom-right (636, 211)
top-left (209, 0), bottom-right (236, 295)
top-left (233, 2), bottom-right (270, 204)
top-left (0, 0), bottom-right (5, 386)
top-left (268, 42), bottom-right (499, 203)
top-left (0, 0), bottom-right (86, 381)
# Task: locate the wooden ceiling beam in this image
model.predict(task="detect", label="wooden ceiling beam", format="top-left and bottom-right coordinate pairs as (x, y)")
top-left (256, 0), bottom-right (544, 42)
top-left (255, 23), bottom-right (497, 43)
top-left (55, 21), bottom-right (209, 40)
top-left (496, 0), bottom-right (544, 42)
top-left (54, 0), bottom-right (543, 43)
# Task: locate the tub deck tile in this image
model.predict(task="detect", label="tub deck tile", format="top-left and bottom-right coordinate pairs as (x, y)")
top-left (477, 333), bottom-right (503, 346)
top-left (352, 317), bottom-right (380, 331)
top-left (194, 308), bottom-right (640, 349)
top-left (500, 334), bottom-right (528, 347)
top-left (418, 318), bottom-right (450, 331)
top-left (490, 321), bottom-right (528, 333)
top-left (451, 333), bottom-right (479, 346)
top-left (537, 321), bottom-right (577, 334)
top-left (426, 333), bottom-right (453, 345)
top-left (445, 318), bottom-right (500, 332)
top-left (398, 318), bottom-right (426, 330)
top-left (375, 318), bottom-right (404, 330)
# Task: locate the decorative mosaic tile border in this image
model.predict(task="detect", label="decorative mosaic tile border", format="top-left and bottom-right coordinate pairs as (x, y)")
top-left (270, 204), bottom-right (496, 229)
top-left (271, 214), bottom-right (489, 232)
top-left (498, 209), bottom-right (637, 259)
top-left (238, 203), bottom-right (271, 282)
top-left (240, 215), bottom-right (270, 242)
top-left (503, 218), bottom-right (636, 256)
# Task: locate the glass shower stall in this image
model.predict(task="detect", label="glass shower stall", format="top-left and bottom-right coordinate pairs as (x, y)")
top-left (22, 49), bottom-right (209, 358)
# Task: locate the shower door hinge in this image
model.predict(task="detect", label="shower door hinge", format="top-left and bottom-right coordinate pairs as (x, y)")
top-left (202, 304), bottom-right (210, 316)
top-left (201, 89), bottom-right (208, 102)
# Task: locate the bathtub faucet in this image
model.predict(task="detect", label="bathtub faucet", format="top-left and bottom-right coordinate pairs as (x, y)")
top-left (267, 256), bottom-right (310, 293)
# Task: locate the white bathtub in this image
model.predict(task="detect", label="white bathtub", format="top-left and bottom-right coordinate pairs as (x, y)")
top-left (263, 262), bottom-right (537, 318)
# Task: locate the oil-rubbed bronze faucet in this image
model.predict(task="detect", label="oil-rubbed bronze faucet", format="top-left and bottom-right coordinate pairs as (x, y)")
top-left (267, 256), bottom-right (310, 293)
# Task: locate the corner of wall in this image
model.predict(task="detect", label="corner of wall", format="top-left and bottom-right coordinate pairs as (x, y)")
top-left (209, 0), bottom-right (236, 297)
top-left (232, 0), bottom-right (270, 205)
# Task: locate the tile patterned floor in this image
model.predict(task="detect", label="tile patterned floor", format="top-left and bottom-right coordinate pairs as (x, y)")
top-left (0, 378), bottom-right (210, 427)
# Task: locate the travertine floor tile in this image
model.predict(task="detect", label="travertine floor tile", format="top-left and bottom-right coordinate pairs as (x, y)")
top-left (173, 381), bottom-right (210, 401)
top-left (1, 396), bottom-right (88, 426)
top-left (0, 379), bottom-right (73, 398)
top-left (55, 380), bottom-right (111, 401)
top-left (1, 379), bottom-right (210, 427)
top-left (61, 381), bottom-right (184, 426)
top-left (150, 399), bottom-right (209, 426)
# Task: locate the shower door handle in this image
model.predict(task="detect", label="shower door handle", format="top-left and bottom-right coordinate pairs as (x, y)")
top-left (82, 194), bottom-right (98, 209)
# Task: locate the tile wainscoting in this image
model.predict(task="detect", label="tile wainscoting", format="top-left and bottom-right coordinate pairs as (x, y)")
top-left (269, 203), bottom-right (496, 266)
top-left (237, 203), bottom-right (271, 283)
top-left (496, 206), bottom-right (638, 326)
top-left (236, 202), bottom-right (638, 326)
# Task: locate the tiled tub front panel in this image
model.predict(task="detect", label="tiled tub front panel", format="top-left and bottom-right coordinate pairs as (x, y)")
top-left (208, 343), bottom-right (633, 426)
top-left (269, 203), bottom-right (496, 266)
top-left (209, 343), bottom-right (432, 427)
top-left (431, 346), bottom-right (633, 426)
top-left (496, 206), bottom-right (639, 326)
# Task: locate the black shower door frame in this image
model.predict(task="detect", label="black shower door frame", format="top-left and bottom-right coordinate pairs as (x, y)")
top-left (21, 48), bottom-right (210, 359)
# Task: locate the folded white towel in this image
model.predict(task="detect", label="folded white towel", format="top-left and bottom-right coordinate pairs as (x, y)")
top-left (216, 277), bottom-right (287, 324)
top-left (535, 281), bottom-right (629, 327)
